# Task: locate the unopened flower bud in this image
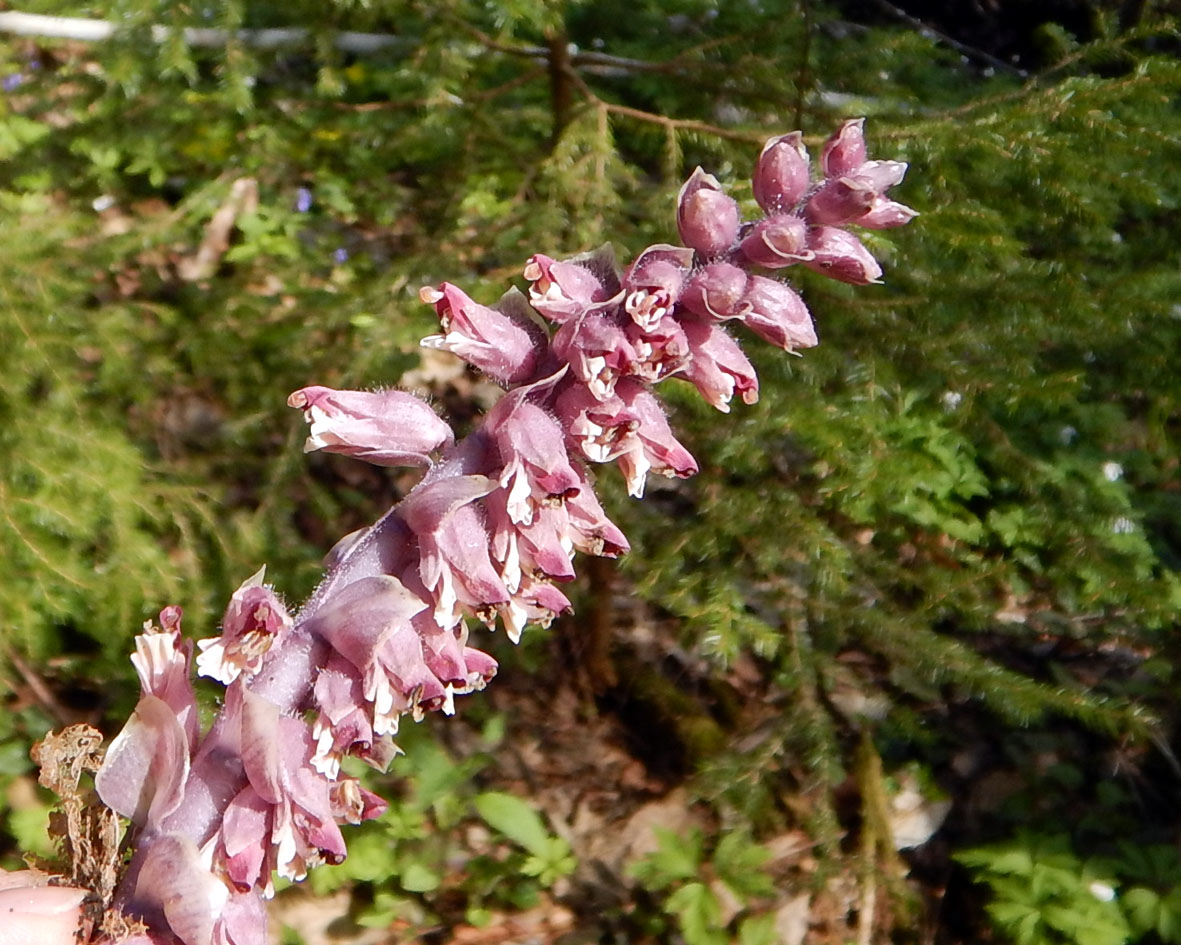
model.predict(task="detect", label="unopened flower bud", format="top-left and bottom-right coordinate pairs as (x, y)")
top-left (677, 168), bottom-right (740, 257)
top-left (680, 262), bottom-right (749, 321)
top-left (803, 226), bottom-right (883, 285)
top-left (738, 214), bottom-right (813, 268)
top-left (737, 277), bottom-right (818, 351)
top-left (821, 118), bottom-right (868, 178)
top-left (753, 132), bottom-right (811, 213)
top-left (805, 178), bottom-right (877, 226)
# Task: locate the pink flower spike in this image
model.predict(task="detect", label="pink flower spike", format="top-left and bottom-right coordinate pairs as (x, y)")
top-left (738, 214), bottom-right (813, 269)
top-left (196, 567), bottom-right (293, 685)
top-left (678, 319), bottom-right (760, 411)
top-left (623, 244), bottom-right (694, 331)
top-left (737, 277), bottom-right (818, 351)
top-left (803, 226), bottom-right (884, 285)
top-left (680, 262), bottom-right (749, 321)
top-left (420, 283), bottom-right (542, 385)
top-left (288, 385), bottom-right (452, 468)
top-left (753, 132), bottom-right (811, 213)
top-left (0, 870), bottom-right (85, 945)
top-left (821, 118), bottom-right (868, 178)
top-left (676, 168), bottom-right (740, 258)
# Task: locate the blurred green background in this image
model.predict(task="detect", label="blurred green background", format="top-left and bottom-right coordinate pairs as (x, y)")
top-left (2, 2), bottom-right (1181, 943)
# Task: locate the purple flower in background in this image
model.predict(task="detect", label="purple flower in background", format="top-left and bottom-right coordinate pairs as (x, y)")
top-left (333, 247), bottom-right (349, 264)
top-left (294, 187), bottom-right (313, 213)
top-left (2, 73), bottom-right (25, 93)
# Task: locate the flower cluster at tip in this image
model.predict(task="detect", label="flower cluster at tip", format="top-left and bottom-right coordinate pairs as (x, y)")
top-left (92, 120), bottom-right (913, 945)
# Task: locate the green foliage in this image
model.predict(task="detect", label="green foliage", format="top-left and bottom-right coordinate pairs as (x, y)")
top-left (473, 791), bottom-right (576, 886)
top-left (629, 827), bottom-right (778, 945)
top-left (958, 833), bottom-right (1181, 945)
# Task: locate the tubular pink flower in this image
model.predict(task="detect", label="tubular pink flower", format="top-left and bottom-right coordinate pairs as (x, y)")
top-left (552, 311), bottom-right (636, 401)
top-left (821, 117), bottom-right (869, 178)
top-left (677, 168), bottom-right (740, 257)
top-left (565, 464), bottom-right (629, 558)
top-left (624, 314), bottom-right (690, 383)
top-left (678, 319), bottom-right (760, 411)
top-left (420, 284), bottom-right (543, 385)
top-left (523, 252), bottom-right (621, 323)
top-left (680, 262), bottom-right (749, 321)
top-left (805, 162), bottom-right (913, 228)
top-left (195, 568), bottom-right (292, 686)
top-left (130, 608), bottom-right (199, 750)
top-left (623, 244), bottom-right (694, 331)
top-left (803, 226), bottom-right (884, 285)
top-left (287, 385), bottom-right (453, 468)
top-left (614, 379), bottom-right (699, 497)
top-left (485, 391), bottom-right (581, 525)
top-left (738, 214), bottom-right (813, 269)
top-left (554, 381), bottom-right (640, 465)
top-left (398, 475), bottom-right (510, 627)
top-left (736, 277), bottom-right (818, 351)
top-left (96, 615), bottom-right (199, 830)
top-left (753, 131), bottom-right (811, 213)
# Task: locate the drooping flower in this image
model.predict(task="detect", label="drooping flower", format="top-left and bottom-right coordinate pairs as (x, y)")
top-left (287, 385), bottom-right (453, 468)
top-left (523, 252), bottom-right (621, 323)
top-left (196, 568), bottom-right (293, 686)
top-left (420, 284), bottom-right (544, 385)
top-left (552, 311), bottom-right (636, 401)
top-left (677, 318), bottom-right (760, 411)
top-left (738, 214), bottom-right (813, 269)
top-left (809, 118), bottom-right (916, 229)
top-left (803, 226), bottom-right (884, 285)
top-left (680, 263), bottom-right (749, 322)
top-left (623, 244), bottom-right (694, 332)
top-left (612, 379), bottom-right (699, 497)
top-left (484, 390), bottom-right (582, 525)
top-left (398, 476), bottom-right (510, 627)
top-left (217, 687), bottom-right (385, 897)
top-left (736, 277), bottom-right (818, 351)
